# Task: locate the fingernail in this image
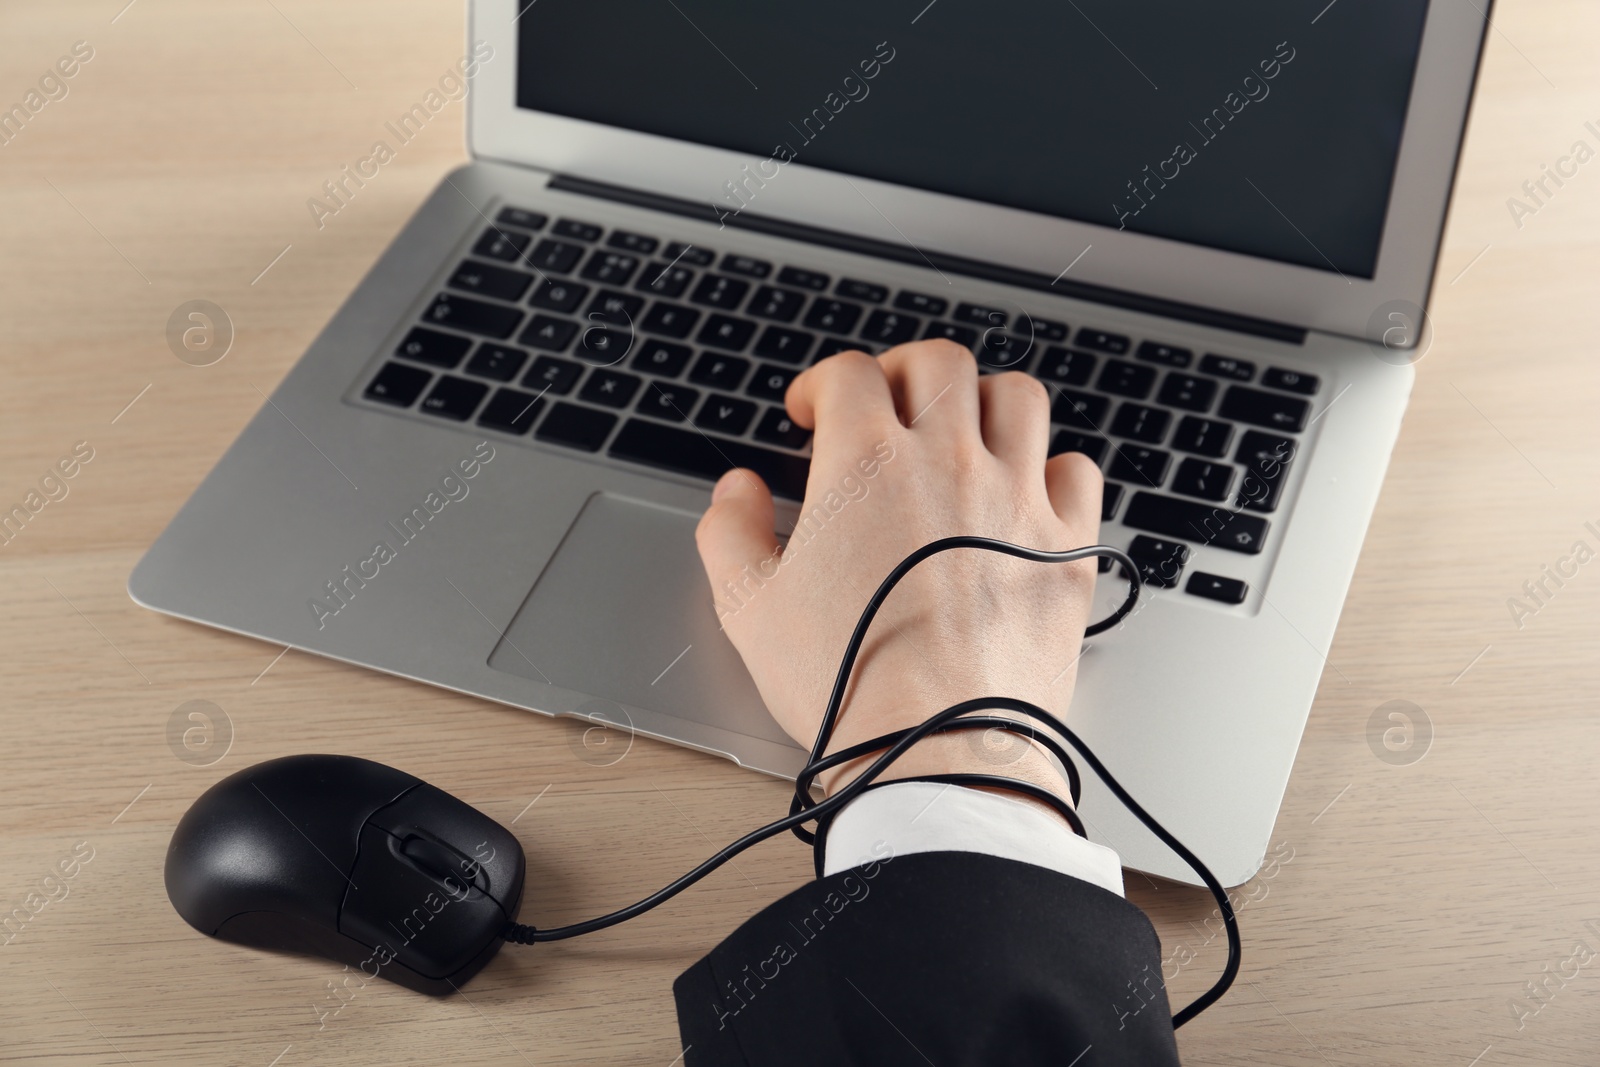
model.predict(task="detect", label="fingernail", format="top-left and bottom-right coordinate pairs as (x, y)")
top-left (711, 471), bottom-right (737, 503)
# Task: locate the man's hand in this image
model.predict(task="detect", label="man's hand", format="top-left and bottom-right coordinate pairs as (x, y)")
top-left (694, 340), bottom-right (1102, 805)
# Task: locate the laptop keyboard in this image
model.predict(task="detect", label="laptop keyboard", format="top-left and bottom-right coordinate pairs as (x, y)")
top-left (358, 205), bottom-right (1323, 606)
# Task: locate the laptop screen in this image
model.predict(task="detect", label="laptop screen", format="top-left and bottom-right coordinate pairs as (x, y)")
top-left (516, 1), bottom-right (1431, 280)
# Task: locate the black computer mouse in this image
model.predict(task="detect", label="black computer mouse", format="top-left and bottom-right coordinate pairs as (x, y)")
top-left (165, 754), bottom-right (526, 995)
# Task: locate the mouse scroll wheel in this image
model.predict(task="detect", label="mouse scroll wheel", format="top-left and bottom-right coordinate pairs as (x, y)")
top-left (399, 835), bottom-right (485, 892)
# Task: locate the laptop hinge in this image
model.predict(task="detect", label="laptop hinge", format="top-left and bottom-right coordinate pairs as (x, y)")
top-left (549, 174), bottom-right (1307, 346)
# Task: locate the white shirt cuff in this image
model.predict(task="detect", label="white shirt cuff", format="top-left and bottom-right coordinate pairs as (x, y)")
top-left (821, 780), bottom-right (1124, 897)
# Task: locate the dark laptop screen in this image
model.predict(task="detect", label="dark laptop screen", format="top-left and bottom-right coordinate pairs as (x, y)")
top-left (516, 1), bottom-right (1431, 279)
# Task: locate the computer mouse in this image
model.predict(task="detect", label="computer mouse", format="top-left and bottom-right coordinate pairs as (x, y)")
top-left (165, 753), bottom-right (526, 995)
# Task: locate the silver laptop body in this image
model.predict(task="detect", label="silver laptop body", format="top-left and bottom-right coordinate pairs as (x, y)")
top-left (131, 1), bottom-right (1490, 886)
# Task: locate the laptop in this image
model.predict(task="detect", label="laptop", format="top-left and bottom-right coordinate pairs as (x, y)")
top-left (130, 0), bottom-right (1489, 887)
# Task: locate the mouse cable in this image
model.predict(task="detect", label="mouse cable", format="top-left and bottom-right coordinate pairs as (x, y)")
top-left (504, 536), bottom-right (1240, 1028)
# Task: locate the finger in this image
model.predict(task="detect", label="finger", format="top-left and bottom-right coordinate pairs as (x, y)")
top-left (785, 349), bottom-right (896, 436)
top-left (876, 339), bottom-right (980, 434)
top-left (1044, 450), bottom-right (1104, 534)
top-left (978, 372), bottom-right (1051, 465)
top-left (695, 468), bottom-right (781, 595)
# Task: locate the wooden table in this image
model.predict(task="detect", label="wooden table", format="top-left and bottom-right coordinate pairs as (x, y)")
top-left (3, 2), bottom-right (1597, 1064)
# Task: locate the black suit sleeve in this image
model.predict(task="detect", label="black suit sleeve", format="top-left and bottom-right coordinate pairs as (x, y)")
top-left (674, 850), bottom-right (1181, 1066)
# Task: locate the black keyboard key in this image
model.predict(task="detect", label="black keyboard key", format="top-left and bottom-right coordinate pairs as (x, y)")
top-left (664, 241), bottom-right (715, 267)
top-left (609, 419), bottom-right (811, 501)
top-left (977, 333), bottom-right (1034, 371)
top-left (520, 315), bottom-right (578, 352)
top-left (639, 301), bottom-right (701, 339)
top-left (536, 402), bottom-right (616, 451)
top-left (424, 293), bottom-right (523, 339)
top-left (449, 260), bottom-right (534, 302)
top-left (1014, 314), bottom-right (1068, 342)
top-left (861, 309), bottom-right (920, 346)
top-left (1127, 535), bottom-right (1190, 589)
top-left (580, 250), bottom-right (641, 286)
top-left (748, 286), bottom-right (806, 323)
top-left (697, 314), bottom-right (757, 352)
top-left (586, 289), bottom-right (645, 324)
top-left (1048, 431), bottom-right (1108, 464)
top-left (552, 219), bottom-right (602, 242)
top-left (529, 278), bottom-right (589, 313)
top-left (1171, 415), bottom-right (1233, 458)
top-left (923, 321), bottom-right (978, 348)
top-left (1136, 341), bottom-right (1193, 367)
top-left (689, 352), bottom-right (751, 390)
top-left (955, 301), bottom-right (1007, 328)
top-left (815, 337), bottom-right (865, 361)
top-left (635, 262), bottom-right (695, 298)
top-left (1122, 492), bottom-right (1269, 554)
top-left (1262, 367), bottom-right (1320, 395)
top-left (1050, 388), bottom-right (1110, 430)
top-left (578, 368), bottom-right (641, 408)
top-left (778, 266), bottom-right (830, 292)
top-left (695, 393), bottom-right (758, 436)
top-left (720, 254), bottom-right (771, 279)
top-left (691, 274), bottom-right (750, 310)
top-left (574, 324), bottom-right (634, 366)
top-left (396, 326), bottom-right (471, 369)
top-left (1172, 458), bottom-right (1236, 502)
top-left (637, 381), bottom-right (700, 422)
top-left (1199, 354), bottom-right (1255, 381)
top-left (1186, 572), bottom-right (1248, 605)
top-left (465, 343), bottom-right (528, 382)
top-left (1076, 328), bottom-right (1130, 355)
top-left (1036, 347), bottom-right (1096, 386)
top-left (365, 362), bottom-right (431, 406)
top-left (753, 407), bottom-right (812, 449)
top-left (837, 279), bottom-right (888, 303)
top-left (607, 230), bottom-right (658, 255)
top-left (746, 363), bottom-right (798, 402)
top-left (472, 227), bottom-right (531, 263)
top-left (523, 356), bottom-right (583, 394)
top-left (1110, 403), bottom-right (1171, 444)
top-left (495, 207), bottom-right (547, 232)
top-left (1096, 359), bottom-right (1156, 399)
top-left (527, 238), bottom-right (585, 273)
top-left (1218, 385), bottom-right (1310, 433)
top-left (1234, 430), bottom-right (1296, 513)
top-left (1108, 445), bottom-right (1171, 486)
top-left (754, 325), bottom-right (816, 364)
top-left (419, 376), bottom-right (488, 421)
top-left (1102, 483), bottom-right (1123, 521)
top-left (804, 299), bottom-right (863, 334)
top-left (477, 387), bottom-right (545, 435)
top-left (1157, 373), bottom-right (1218, 413)
top-left (632, 339), bottom-right (693, 378)
top-left (895, 291), bottom-right (947, 316)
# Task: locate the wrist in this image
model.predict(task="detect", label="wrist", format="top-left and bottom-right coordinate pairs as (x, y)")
top-left (820, 729), bottom-right (1077, 826)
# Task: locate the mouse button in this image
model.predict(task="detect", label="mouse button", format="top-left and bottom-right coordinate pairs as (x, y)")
top-left (240, 756), bottom-right (421, 872)
top-left (365, 784), bottom-right (525, 912)
top-left (339, 823), bottom-right (509, 979)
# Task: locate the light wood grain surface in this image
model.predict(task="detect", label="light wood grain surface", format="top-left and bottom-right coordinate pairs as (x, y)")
top-left (3, 2), bottom-right (1598, 1064)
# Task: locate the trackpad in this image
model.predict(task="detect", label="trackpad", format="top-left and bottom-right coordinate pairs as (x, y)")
top-left (488, 493), bottom-right (794, 746)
